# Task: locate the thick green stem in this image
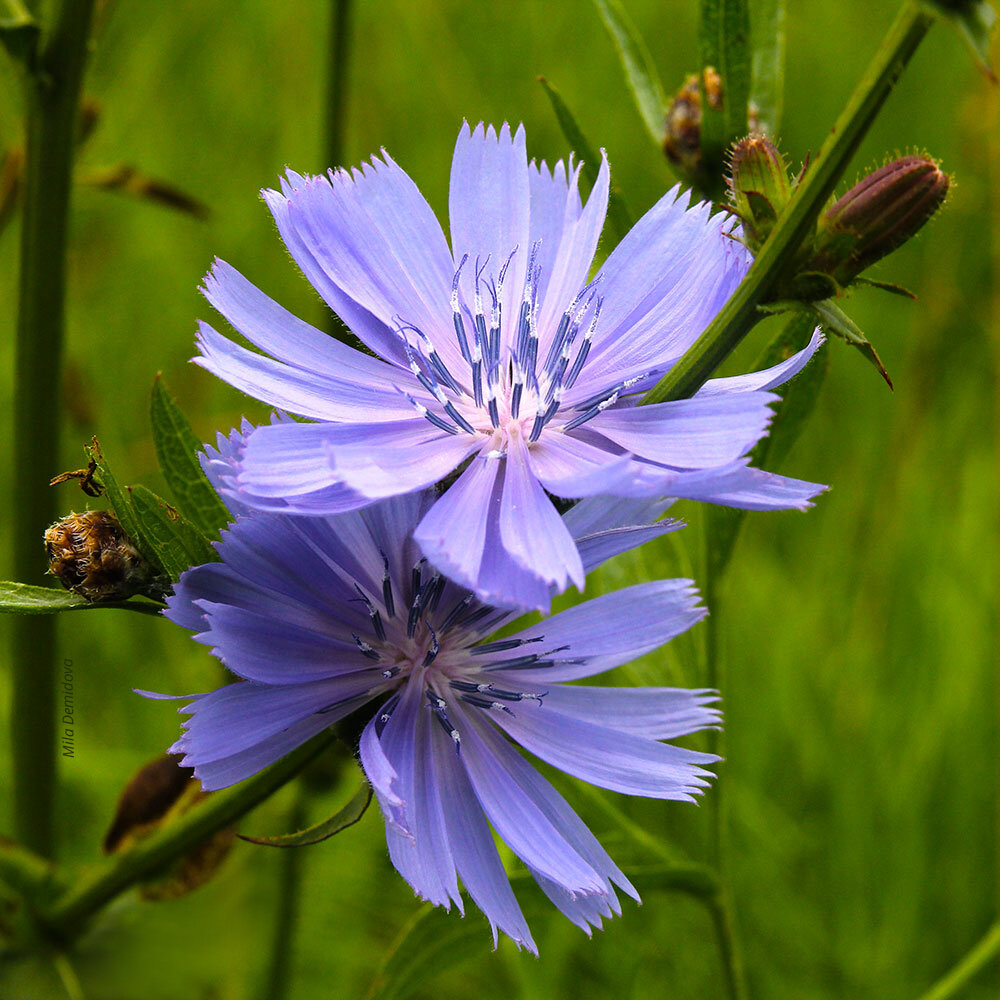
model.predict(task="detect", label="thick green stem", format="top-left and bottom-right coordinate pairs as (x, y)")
top-left (9, 0), bottom-right (97, 860)
top-left (40, 731), bottom-right (337, 943)
top-left (917, 920), bottom-right (1000, 1000)
top-left (642, 1), bottom-right (933, 405)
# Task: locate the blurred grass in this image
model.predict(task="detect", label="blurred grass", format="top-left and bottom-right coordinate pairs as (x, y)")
top-left (0, 1), bottom-right (996, 997)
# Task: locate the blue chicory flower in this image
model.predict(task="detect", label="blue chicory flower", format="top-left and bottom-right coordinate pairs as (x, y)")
top-left (148, 427), bottom-right (719, 951)
top-left (196, 122), bottom-right (825, 610)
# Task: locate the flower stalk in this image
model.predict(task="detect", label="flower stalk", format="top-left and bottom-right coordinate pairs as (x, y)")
top-left (10, 0), bottom-right (97, 860)
top-left (641, 0), bottom-right (935, 405)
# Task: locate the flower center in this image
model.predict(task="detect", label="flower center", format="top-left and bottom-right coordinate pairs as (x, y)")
top-left (395, 248), bottom-right (627, 454)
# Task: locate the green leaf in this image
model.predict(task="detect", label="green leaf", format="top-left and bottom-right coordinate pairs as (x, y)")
top-left (150, 376), bottom-right (231, 538)
top-left (127, 485), bottom-right (219, 580)
top-left (368, 865), bottom-right (716, 1000)
top-left (0, 581), bottom-right (165, 616)
top-left (84, 439), bottom-right (163, 573)
top-left (922, 0), bottom-right (998, 81)
top-left (699, 0), bottom-right (752, 190)
top-left (238, 784), bottom-right (372, 848)
top-left (592, 0), bottom-right (668, 145)
top-left (537, 76), bottom-right (633, 242)
top-left (83, 438), bottom-right (218, 581)
top-left (706, 311), bottom-right (828, 579)
top-left (811, 298), bottom-right (893, 389)
top-left (750, 0), bottom-right (786, 136)
top-left (0, 0), bottom-right (39, 69)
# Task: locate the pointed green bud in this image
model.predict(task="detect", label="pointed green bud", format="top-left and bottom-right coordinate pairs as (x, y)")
top-left (727, 134), bottom-right (792, 249)
top-left (814, 154), bottom-right (950, 284)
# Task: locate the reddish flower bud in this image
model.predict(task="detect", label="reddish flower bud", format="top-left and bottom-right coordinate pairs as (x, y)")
top-left (815, 155), bottom-right (950, 284)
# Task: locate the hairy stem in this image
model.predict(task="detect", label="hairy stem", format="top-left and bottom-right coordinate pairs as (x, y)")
top-left (40, 731), bottom-right (337, 943)
top-left (642, 0), bottom-right (934, 405)
top-left (9, 0), bottom-right (97, 860)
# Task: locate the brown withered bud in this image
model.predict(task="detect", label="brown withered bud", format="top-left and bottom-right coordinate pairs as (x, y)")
top-left (104, 753), bottom-right (235, 902)
top-left (44, 509), bottom-right (152, 602)
top-left (814, 155), bottom-right (950, 285)
top-left (104, 753), bottom-right (195, 853)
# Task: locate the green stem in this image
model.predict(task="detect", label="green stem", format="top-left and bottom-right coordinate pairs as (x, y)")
top-left (642, 0), bottom-right (934, 405)
top-left (917, 920), bottom-right (1000, 1000)
top-left (40, 731), bottom-right (337, 943)
top-left (708, 893), bottom-right (749, 1000)
top-left (259, 787), bottom-right (308, 1000)
top-left (10, 0), bottom-right (97, 860)
top-left (321, 0), bottom-right (353, 342)
top-left (324, 0), bottom-right (353, 171)
top-left (702, 540), bottom-right (748, 1000)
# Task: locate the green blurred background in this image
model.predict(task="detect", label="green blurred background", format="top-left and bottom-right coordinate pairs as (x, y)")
top-left (0, 1), bottom-right (996, 997)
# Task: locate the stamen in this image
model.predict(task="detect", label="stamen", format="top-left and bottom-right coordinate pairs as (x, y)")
top-left (459, 692), bottom-right (515, 716)
top-left (561, 389), bottom-right (619, 432)
top-left (375, 693), bottom-right (400, 736)
top-left (411, 557), bottom-right (426, 597)
top-left (380, 666), bottom-right (401, 679)
top-left (442, 400), bottom-right (476, 435)
top-left (380, 552), bottom-right (395, 618)
top-left (451, 255), bottom-right (473, 364)
top-left (402, 394), bottom-right (460, 435)
top-left (573, 372), bottom-right (650, 411)
top-left (455, 603), bottom-right (494, 632)
top-left (354, 584), bottom-right (386, 641)
top-left (529, 392), bottom-right (561, 443)
top-left (422, 624), bottom-right (441, 666)
top-left (438, 593), bottom-right (473, 632)
top-left (427, 689), bottom-right (461, 752)
top-left (471, 636), bottom-right (544, 655)
top-left (352, 632), bottom-right (381, 661)
top-left (563, 297), bottom-right (602, 390)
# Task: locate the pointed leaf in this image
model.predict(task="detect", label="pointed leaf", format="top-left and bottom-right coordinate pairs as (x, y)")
top-left (812, 299), bottom-right (893, 388)
top-left (0, 581), bottom-right (164, 616)
top-left (150, 376), bottom-right (231, 538)
top-left (127, 485), bottom-right (219, 581)
top-left (750, 0), bottom-right (787, 136)
top-left (699, 0), bottom-right (752, 191)
top-left (84, 438), bottom-right (160, 571)
top-left (239, 784), bottom-right (372, 848)
top-left (592, 0), bottom-right (668, 144)
top-left (538, 76), bottom-right (633, 241)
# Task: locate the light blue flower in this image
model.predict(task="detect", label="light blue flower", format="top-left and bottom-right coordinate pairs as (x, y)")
top-left (148, 428), bottom-right (720, 951)
top-left (196, 122), bottom-right (824, 610)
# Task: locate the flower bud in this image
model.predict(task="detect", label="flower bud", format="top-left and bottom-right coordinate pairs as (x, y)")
top-left (727, 134), bottom-right (792, 248)
top-left (663, 74), bottom-right (703, 177)
top-left (814, 155), bottom-right (949, 285)
top-left (44, 509), bottom-right (154, 602)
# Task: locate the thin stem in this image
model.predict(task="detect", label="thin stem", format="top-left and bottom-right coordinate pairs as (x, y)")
top-left (702, 536), bottom-right (748, 1000)
top-left (10, 0), bottom-right (97, 860)
top-left (324, 0), bottom-right (353, 172)
top-left (322, 0), bottom-right (353, 343)
top-left (41, 731), bottom-right (337, 943)
top-left (642, 0), bottom-right (934, 405)
top-left (259, 786), bottom-right (309, 1000)
top-left (708, 893), bottom-right (749, 1000)
top-left (917, 920), bottom-right (1000, 1000)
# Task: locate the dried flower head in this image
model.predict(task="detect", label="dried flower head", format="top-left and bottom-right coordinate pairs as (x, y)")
top-left (44, 509), bottom-right (151, 602)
